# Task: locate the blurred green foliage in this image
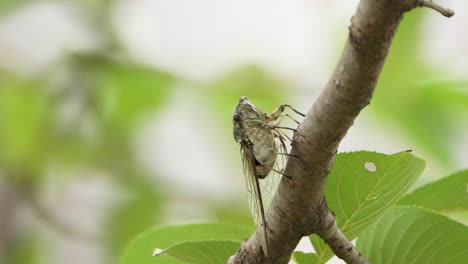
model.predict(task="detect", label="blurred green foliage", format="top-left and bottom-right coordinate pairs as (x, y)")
top-left (104, 166), bottom-right (165, 259)
top-left (95, 62), bottom-right (173, 132)
top-left (372, 10), bottom-right (468, 167)
top-left (0, 54), bottom-right (175, 264)
top-left (208, 65), bottom-right (286, 122)
top-left (0, 78), bottom-right (51, 180)
top-left (4, 234), bottom-right (42, 264)
top-left (0, 0), bottom-right (30, 14)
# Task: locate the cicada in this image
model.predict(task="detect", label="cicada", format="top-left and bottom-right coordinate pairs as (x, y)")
top-left (233, 96), bottom-right (304, 255)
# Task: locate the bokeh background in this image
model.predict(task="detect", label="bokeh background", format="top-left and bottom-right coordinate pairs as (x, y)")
top-left (0, 0), bottom-right (467, 263)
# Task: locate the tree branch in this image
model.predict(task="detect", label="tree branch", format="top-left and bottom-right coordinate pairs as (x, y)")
top-left (228, 1), bottom-right (453, 263)
top-left (315, 210), bottom-right (368, 264)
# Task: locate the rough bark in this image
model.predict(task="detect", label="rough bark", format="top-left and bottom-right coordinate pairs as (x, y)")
top-left (228, 1), bottom-right (453, 263)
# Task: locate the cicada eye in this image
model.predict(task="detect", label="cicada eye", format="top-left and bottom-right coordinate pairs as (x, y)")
top-left (233, 113), bottom-right (241, 122)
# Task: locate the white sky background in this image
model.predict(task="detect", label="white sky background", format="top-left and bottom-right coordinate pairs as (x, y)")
top-left (0, 1), bottom-right (467, 263)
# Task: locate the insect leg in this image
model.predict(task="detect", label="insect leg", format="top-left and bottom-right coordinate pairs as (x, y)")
top-left (269, 104), bottom-right (305, 121)
top-left (275, 128), bottom-right (292, 142)
top-left (273, 126), bottom-right (297, 132)
top-left (271, 168), bottom-right (292, 179)
top-left (274, 130), bottom-right (300, 159)
top-left (285, 113), bottom-right (301, 125)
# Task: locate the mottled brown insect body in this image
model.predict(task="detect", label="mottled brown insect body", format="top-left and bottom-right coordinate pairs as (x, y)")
top-left (233, 96), bottom-right (304, 255)
top-left (233, 96), bottom-right (279, 179)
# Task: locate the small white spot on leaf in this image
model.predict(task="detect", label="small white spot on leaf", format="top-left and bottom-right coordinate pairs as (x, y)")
top-left (153, 248), bottom-right (163, 256)
top-left (364, 162), bottom-right (377, 172)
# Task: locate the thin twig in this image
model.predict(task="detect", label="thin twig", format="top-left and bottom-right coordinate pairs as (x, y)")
top-left (418, 0), bottom-right (454, 17)
top-left (315, 210), bottom-right (369, 264)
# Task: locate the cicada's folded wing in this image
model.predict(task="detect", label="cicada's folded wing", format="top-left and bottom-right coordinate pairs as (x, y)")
top-left (259, 133), bottom-right (288, 208)
top-left (240, 144), bottom-right (269, 256)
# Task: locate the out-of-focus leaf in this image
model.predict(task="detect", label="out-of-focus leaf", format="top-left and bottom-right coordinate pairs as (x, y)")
top-left (293, 252), bottom-right (318, 264)
top-left (47, 55), bottom-right (175, 170)
top-left (311, 151), bottom-right (425, 263)
top-left (357, 206), bottom-right (468, 264)
top-left (213, 202), bottom-right (255, 230)
top-left (120, 223), bottom-right (250, 264)
top-left (96, 63), bottom-right (174, 131)
top-left (4, 233), bottom-right (42, 264)
top-left (0, 78), bottom-right (52, 176)
top-left (0, 0), bottom-right (32, 15)
top-left (105, 170), bottom-right (164, 258)
top-left (207, 65), bottom-right (285, 121)
top-left (398, 169), bottom-right (468, 211)
top-left (371, 9), bottom-right (468, 166)
top-left (156, 240), bottom-right (240, 264)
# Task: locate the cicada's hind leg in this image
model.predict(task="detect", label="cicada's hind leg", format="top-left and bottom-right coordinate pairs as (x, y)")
top-left (275, 128), bottom-right (292, 142)
top-left (284, 113), bottom-right (301, 125)
top-left (271, 168), bottom-right (292, 179)
top-left (272, 130), bottom-right (297, 180)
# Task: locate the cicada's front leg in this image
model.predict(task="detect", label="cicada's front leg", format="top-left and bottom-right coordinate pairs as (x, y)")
top-left (266, 104), bottom-right (305, 124)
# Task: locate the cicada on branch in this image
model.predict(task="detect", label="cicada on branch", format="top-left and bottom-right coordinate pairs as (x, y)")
top-left (232, 96), bottom-right (304, 255)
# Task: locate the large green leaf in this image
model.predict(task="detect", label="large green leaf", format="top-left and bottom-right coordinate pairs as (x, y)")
top-left (156, 240), bottom-right (240, 264)
top-left (398, 169), bottom-right (468, 224)
top-left (120, 223), bottom-right (250, 264)
top-left (398, 169), bottom-right (468, 211)
top-left (357, 206), bottom-right (468, 264)
top-left (311, 151), bottom-right (425, 263)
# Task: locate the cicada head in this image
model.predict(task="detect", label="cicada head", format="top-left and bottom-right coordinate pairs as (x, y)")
top-left (233, 96), bottom-right (261, 142)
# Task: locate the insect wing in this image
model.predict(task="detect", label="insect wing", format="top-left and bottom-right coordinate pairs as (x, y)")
top-left (259, 134), bottom-right (288, 204)
top-left (240, 144), bottom-right (269, 255)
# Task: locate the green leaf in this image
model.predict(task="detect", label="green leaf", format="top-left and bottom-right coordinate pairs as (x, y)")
top-left (213, 202), bottom-right (255, 230)
top-left (207, 65), bottom-right (286, 124)
top-left (0, 0), bottom-right (32, 15)
top-left (293, 252), bottom-right (318, 264)
top-left (398, 169), bottom-right (468, 211)
top-left (357, 206), bottom-right (468, 264)
top-left (0, 78), bottom-right (52, 175)
top-left (4, 233), bottom-right (42, 264)
top-left (156, 240), bottom-right (240, 264)
top-left (95, 62), bottom-right (174, 131)
top-left (120, 223), bottom-right (250, 264)
top-left (312, 151), bottom-right (425, 263)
